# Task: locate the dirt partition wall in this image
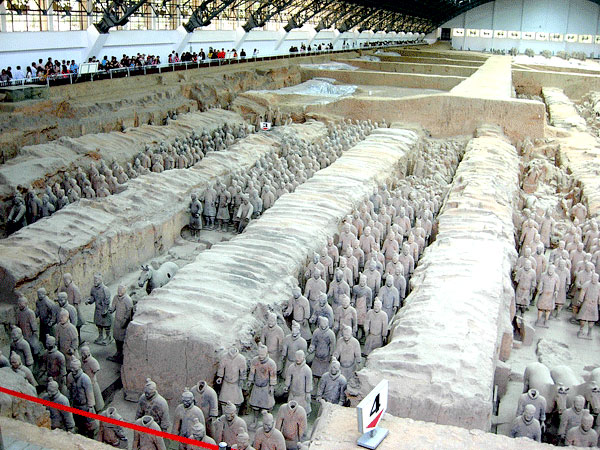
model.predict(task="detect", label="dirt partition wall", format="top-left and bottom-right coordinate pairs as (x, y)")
top-left (513, 68), bottom-right (600, 101)
top-left (377, 55), bottom-right (485, 67)
top-left (338, 59), bottom-right (479, 77)
top-left (358, 127), bottom-right (519, 431)
top-left (543, 87), bottom-right (600, 217)
top-left (300, 68), bottom-right (466, 91)
top-left (306, 94), bottom-right (545, 143)
top-left (122, 128), bottom-right (419, 400)
top-left (0, 122), bottom-right (328, 315)
top-left (0, 109), bottom-right (244, 202)
top-left (309, 403), bottom-right (558, 450)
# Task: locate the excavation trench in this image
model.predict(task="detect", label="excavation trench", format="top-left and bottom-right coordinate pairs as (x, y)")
top-left (359, 126), bottom-right (521, 431)
top-left (0, 119), bottom-right (332, 329)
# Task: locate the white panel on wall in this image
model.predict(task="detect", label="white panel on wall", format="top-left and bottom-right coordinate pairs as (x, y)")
top-left (508, 31), bottom-right (521, 39)
top-left (494, 30), bottom-right (507, 38)
top-left (596, 35), bottom-right (600, 44)
top-left (481, 29), bottom-right (493, 38)
top-left (453, 28), bottom-right (465, 36)
top-left (467, 28), bottom-right (480, 37)
top-left (522, 31), bottom-right (535, 40)
top-left (442, 0), bottom-right (600, 54)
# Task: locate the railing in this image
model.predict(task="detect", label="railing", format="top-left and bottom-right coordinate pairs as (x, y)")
top-left (0, 41), bottom-right (424, 89)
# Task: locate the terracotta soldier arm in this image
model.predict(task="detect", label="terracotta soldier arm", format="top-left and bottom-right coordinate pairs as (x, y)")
top-left (172, 411), bottom-right (182, 436)
top-left (316, 378), bottom-right (325, 401)
top-left (132, 431), bottom-right (140, 449)
top-left (108, 297), bottom-right (117, 314)
top-left (338, 380), bottom-right (347, 406)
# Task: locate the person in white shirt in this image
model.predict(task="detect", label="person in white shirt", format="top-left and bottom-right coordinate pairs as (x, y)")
top-left (13, 65), bottom-right (25, 80)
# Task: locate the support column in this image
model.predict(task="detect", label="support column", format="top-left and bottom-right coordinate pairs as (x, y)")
top-left (0, 3), bottom-right (7, 32)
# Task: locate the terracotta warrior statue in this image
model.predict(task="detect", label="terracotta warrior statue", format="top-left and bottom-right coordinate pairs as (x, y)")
top-left (248, 344), bottom-right (277, 429)
top-left (108, 284), bottom-right (133, 363)
top-left (189, 193), bottom-right (203, 236)
top-left (364, 299), bottom-right (389, 355)
top-left (308, 316), bottom-right (336, 378)
top-left (510, 404), bottom-right (541, 442)
top-left (85, 273), bottom-right (112, 345)
top-left (281, 321), bottom-right (307, 374)
top-left (42, 377), bottom-right (74, 432)
top-left (566, 413), bottom-right (597, 447)
top-left (558, 395), bottom-right (588, 439)
top-left (136, 378), bottom-right (171, 432)
top-left (56, 308), bottom-right (79, 367)
top-left (214, 401), bottom-right (248, 447)
top-left (253, 411), bottom-right (286, 450)
top-left (41, 335), bottom-right (66, 392)
top-left (534, 264), bottom-right (560, 328)
top-left (172, 388), bottom-right (206, 449)
top-left (182, 418), bottom-right (216, 448)
top-left (317, 359), bottom-right (347, 406)
top-left (97, 407), bottom-right (128, 448)
top-left (67, 358), bottom-right (97, 437)
top-left (216, 346), bottom-right (247, 409)
top-left (284, 287), bottom-right (311, 341)
top-left (276, 400), bottom-right (307, 450)
top-left (284, 350), bottom-right (313, 415)
top-left (333, 325), bottom-right (361, 381)
top-left (261, 312), bottom-right (284, 373)
top-left (576, 272), bottom-right (600, 339)
top-left (60, 273), bottom-right (83, 340)
top-left (515, 260), bottom-right (536, 315)
top-left (190, 380), bottom-right (218, 438)
top-left (80, 345), bottom-right (104, 411)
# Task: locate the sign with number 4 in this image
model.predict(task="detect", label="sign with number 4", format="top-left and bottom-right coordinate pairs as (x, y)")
top-left (356, 380), bottom-right (389, 449)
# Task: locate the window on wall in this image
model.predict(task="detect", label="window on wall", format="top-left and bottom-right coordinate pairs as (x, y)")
top-left (0, 0), bottom-right (313, 31)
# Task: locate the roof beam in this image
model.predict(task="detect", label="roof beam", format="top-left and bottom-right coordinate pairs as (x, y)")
top-left (242, 0), bottom-right (296, 32)
top-left (337, 7), bottom-right (378, 33)
top-left (94, 0), bottom-right (148, 33)
top-left (183, 0), bottom-right (246, 33)
top-left (314, 3), bottom-right (361, 32)
top-left (283, 0), bottom-right (334, 32)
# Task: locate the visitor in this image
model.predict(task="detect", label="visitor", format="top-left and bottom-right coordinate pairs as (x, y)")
top-left (25, 66), bottom-right (33, 79)
top-left (240, 49), bottom-right (246, 58)
top-left (69, 60), bottom-right (78, 74)
top-left (13, 65), bottom-right (25, 80)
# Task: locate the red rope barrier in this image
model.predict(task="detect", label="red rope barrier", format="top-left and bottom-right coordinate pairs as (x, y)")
top-left (0, 385), bottom-right (219, 449)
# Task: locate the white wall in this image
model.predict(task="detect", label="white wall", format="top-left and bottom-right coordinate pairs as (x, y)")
top-left (0, 30), bottom-right (87, 70)
top-left (443, 0), bottom-right (600, 56)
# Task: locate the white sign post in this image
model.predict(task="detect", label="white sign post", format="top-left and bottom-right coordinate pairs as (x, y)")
top-left (356, 380), bottom-right (389, 449)
top-left (260, 121), bottom-right (272, 131)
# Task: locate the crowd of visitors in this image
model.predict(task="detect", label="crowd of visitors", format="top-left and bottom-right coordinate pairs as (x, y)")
top-left (289, 42), bottom-right (334, 53)
top-left (0, 39), bottom-right (394, 86)
top-left (0, 57), bottom-right (78, 83)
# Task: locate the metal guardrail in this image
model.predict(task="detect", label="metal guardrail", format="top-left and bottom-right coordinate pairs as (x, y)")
top-left (0, 42), bottom-right (422, 89)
